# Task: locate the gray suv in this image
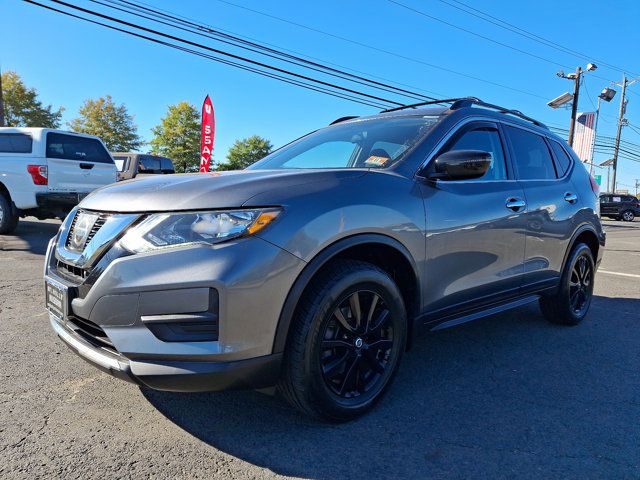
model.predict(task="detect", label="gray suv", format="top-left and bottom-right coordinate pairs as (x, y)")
top-left (44, 98), bottom-right (605, 421)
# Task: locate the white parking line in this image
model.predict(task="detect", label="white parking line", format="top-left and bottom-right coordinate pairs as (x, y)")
top-left (598, 270), bottom-right (640, 279)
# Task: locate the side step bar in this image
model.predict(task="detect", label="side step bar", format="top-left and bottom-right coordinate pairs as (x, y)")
top-left (429, 295), bottom-right (540, 331)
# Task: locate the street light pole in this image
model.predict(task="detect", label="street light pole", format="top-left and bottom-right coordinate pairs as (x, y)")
top-left (568, 66), bottom-right (582, 147)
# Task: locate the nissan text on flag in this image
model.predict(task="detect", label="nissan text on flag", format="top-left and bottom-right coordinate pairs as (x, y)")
top-left (0, 127), bottom-right (117, 234)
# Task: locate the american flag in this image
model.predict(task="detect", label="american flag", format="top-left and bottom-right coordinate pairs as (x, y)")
top-left (573, 112), bottom-right (596, 162)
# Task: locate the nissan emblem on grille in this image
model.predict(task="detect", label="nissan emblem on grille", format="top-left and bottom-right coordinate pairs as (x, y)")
top-left (68, 211), bottom-right (100, 252)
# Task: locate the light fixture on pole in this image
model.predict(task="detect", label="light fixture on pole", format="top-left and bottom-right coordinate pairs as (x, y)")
top-left (587, 87), bottom-right (617, 174)
top-left (551, 63), bottom-right (598, 147)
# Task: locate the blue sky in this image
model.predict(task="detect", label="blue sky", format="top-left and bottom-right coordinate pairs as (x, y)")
top-left (3, 0), bottom-right (640, 190)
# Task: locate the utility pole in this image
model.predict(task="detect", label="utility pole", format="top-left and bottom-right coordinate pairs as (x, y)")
top-left (635, 179), bottom-right (639, 196)
top-left (611, 75), bottom-right (628, 194)
top-left (567, 66), bottom-right (582, 147)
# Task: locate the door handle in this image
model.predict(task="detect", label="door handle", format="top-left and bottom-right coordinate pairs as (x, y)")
top-left (564, 192), bottom-right (578, 204)
top-left (505, 197), bottom-right (526, 212)
top-left (79, 163), bottom-right (94, 170)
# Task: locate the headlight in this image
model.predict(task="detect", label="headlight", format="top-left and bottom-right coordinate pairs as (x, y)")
top-left (119, 208), bottom-right (281, 254)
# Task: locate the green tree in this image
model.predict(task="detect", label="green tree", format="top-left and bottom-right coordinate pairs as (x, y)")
top-left (1, 70), bottom-right (63, 128)
top-left (69, 95), bottom-right (143, 151)
top-left (218, 135), bottom-right (273, 171)
top-left (149, 102), bottom-right (200, 173)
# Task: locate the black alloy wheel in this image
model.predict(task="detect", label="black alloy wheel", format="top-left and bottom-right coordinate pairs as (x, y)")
top-left (539, 243), bottom-right (595, 326)
top-left (279, 260), bottom-right (406, 421)
top-left (568, 254), bottom-right (593, 317)
top-left (319, 290), bottom-right (394, 399)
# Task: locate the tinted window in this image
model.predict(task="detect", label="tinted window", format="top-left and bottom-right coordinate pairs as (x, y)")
top-left (138, 155), bottom-right (161, 172)
top-left (160, 157), bottom-right (174, 172)
top-left (506, 126), bottom-right (557, 180)
top-left (0, 133), bottom-right (33, 153)
top-left (46, 133), bottom-right (113, 164)
top-left (549, 140), bottom-right (573, 176)
top-left (444, 126), bottom-right (507, 181)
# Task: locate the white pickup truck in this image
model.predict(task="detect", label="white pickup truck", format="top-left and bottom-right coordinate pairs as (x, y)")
top-left (0, 128), bottom-right (117, 233)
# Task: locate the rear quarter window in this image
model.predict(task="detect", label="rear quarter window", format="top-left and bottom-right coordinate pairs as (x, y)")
top-left (0, 133), bottom-right (33, 153)
top-left (46, 133), bottom-right (113, 164)
top-left (549, 140), bottom-right (573, 177)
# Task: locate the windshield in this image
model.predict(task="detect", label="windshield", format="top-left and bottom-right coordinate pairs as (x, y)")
top-left (248, 116), bottom-right (438, 170)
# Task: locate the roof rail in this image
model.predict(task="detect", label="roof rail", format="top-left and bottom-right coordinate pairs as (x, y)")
top-left (329, 115), bottom-right (359, 125)
top-left (379, 98), bottom-right (472, 114)
top-left (449, 98), bottom-right (548, 129)
top-left (380, 96), bottom-right (547, 129)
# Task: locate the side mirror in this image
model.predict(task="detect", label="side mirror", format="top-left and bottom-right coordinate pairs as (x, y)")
top-left (428, 150), bottom-right (492, 181)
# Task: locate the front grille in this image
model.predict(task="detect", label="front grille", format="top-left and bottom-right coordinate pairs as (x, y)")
top-left (67, 316), bottom-right (116, 353)
top-left (65, 210), bottom-right (111, 251)
top-left (86, 214), bottom-right (108, 244)
top-left (56, 260), bottom-right (89, 283)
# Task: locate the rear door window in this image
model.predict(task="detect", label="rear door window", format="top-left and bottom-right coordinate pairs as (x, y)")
top-left (0, 133), bottom-right (33, 153)
top-left (506, 126), bottom-right (557, 180)
top-left (549, 140), bottom-right (573, 177)
top-left (46, 133), bottom-right (113, 164)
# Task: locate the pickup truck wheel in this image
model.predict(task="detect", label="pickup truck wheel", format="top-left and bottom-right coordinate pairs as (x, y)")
top-left (621, 210), bottom-right (635, 222)
top-left (278, 260), bottom-right (406, 421)
top-left (0, 194), bottom-right (19, 234)
top-left (539, 243), bottom-right (594, 326)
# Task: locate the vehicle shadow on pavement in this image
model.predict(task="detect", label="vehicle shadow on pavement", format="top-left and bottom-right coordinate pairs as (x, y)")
top-left (0, 219), bottom-right (59, 255)
top-left (142, 297), bottom-right (640, 479)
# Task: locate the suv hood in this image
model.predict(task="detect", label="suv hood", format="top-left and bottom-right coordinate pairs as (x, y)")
top-left (79, 169), bottom-right (366, 212)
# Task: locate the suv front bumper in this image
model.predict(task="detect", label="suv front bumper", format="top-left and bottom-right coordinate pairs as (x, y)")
top-left (49, 313), bottom-right (283, 391)
top-left (45, 232), bottom-right (304, 391)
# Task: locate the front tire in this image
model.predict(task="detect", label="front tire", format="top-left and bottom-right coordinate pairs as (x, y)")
top-left (621, 210), bottom-right (635, 222)
top-left (539, 243), bottom-right (595, 326)
top-left (278, 260), bottom-right (407, 421)
top-left (0, 194), bottom-right (19, 234)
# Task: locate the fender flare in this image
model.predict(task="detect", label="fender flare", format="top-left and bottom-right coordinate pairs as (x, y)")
top-left (561, 223), bottom-right (602, 271)
top-left (271, 233), bottom-right (420, 353)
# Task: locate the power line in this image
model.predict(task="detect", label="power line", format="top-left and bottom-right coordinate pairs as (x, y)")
top-left (105, 0), bottom-right (447, 98)
top-left (91, 0), bottom-right (435, 104)
top-left (436, 0), bottom-right (639, 78)
top-left (385, 0), bottom-right (613, 84)
top-left (24, 0), bottom-right (393, 109)
top-left (213, 0), bottom-right (549, 100)
top-left (31, 0), bottom-right (407, 109)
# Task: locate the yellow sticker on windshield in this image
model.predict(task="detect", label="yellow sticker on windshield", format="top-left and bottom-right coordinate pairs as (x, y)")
top-left (365, 155), bottom-right (390, 166)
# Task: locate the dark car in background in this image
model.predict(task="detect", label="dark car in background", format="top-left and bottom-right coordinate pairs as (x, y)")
top-left (600, 193), bottom-right (639, 221)
top-left (112, 152), bottom-right (175, 181)
top-left (45, 97), bottom-right (604, 421)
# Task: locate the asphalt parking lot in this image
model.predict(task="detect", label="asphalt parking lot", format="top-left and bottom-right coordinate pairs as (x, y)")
top-left (1, 219), bottom-right (639, 479)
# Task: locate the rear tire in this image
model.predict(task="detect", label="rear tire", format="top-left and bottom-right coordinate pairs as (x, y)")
top-left (278, 260), bottom-right (407, 421)
top-left (0, 194), bottom-right (19, 234)
top-left (621, 210), bottom-right (635, 222)
top-left (539, 243), bottom-right (595, 326)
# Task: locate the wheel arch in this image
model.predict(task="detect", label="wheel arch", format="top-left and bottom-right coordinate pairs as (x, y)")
top-left (562, 224), bottom-right (601, 270)
top-left (0, 181), bottom-right (11, 201)
top-left (272, 233), bottom-right (421, 354)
